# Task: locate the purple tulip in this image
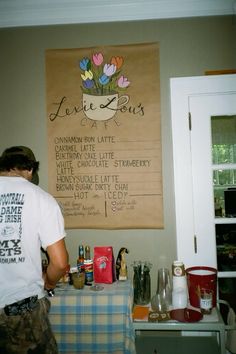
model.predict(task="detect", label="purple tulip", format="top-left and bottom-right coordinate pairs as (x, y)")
top-left (83, 79), bottom-right (94, 89)
top-left (103, 63), bottom-right (116, 77)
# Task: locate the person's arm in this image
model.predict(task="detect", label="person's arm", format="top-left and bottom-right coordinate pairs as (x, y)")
top-left (44, 238), bottom-right (69, 290)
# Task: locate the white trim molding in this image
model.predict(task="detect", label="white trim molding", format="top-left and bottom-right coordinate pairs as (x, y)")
top-left (0, 0), bottom-right (235, 28)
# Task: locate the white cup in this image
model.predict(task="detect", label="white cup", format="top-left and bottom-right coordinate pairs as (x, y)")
top-left (172, 288), bottom-right (188, 309)
top-left (172, 275), bottom-right (187, 290)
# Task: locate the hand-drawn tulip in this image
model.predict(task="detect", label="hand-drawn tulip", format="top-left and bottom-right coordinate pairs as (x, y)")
top-left (118, 75), bottom-right (130, 88)
top-left (92, 53), bottom-right (104, 66)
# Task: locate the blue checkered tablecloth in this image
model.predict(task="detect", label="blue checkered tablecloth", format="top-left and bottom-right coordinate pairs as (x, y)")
top-left (49, 280), bottom-right (136, 354)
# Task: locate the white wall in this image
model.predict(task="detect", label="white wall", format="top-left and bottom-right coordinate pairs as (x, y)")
top-left (0, 16), bottom-right (235, 294)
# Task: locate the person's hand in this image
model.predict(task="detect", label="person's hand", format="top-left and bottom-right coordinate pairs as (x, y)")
top-left (43, 271), bottom-right (57, 290)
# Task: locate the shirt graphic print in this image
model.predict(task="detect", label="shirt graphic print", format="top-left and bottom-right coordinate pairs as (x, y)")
top-left (0, 193), bottom-right (25, 265)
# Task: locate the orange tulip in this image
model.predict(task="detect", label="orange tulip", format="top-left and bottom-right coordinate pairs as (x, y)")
top-left (111, 56), bottom-right (123, 69)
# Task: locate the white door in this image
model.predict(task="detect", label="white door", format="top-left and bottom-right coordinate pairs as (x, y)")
top-left (170, 74), bottom-right (236, 269)
top-left (190, 94), bottom-right (236, 268)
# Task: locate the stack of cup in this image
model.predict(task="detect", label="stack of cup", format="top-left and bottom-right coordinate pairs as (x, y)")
top-left (172, 261), bottom-right (188, 309)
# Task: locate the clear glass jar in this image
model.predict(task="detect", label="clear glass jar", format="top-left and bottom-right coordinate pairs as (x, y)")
top-left (151, 268), bottom-right (172, 312)
top-left (133, 261), bottom-right (152, 305)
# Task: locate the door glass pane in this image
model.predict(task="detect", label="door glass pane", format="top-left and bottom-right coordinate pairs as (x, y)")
top-left (213, 169), bottom-right (236, 217)
top-left (212, 115), bottom-right (236, 313)
top-left (212, 115), bottom-right (236, 217)
top-left (212, 115), bottom-right (236, 164)
top-left (213, 169), bottom-right (236, 186)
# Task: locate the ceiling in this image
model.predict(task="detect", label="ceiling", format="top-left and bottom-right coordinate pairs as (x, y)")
top-left (0, 0), bottom-right (235, 28)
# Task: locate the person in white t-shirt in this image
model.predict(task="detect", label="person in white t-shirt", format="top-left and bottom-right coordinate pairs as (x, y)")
top-left (0, 146), bottom-right (69, 354)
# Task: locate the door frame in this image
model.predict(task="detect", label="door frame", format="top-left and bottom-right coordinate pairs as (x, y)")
top-left (170, 74), bottom-right (236, 268)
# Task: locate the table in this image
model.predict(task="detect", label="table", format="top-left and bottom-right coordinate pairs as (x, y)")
top-left (49, 280), bottom-right (136, 354)
top-left (134, 307), bottom-right (226, 354)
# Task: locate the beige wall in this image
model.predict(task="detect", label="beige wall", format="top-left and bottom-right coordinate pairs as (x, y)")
top-left (0, 16), bottom-right (235, 294)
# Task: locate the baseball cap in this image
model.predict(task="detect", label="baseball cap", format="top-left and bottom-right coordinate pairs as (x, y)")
top-left (1, 146), bottom-right (39, 185)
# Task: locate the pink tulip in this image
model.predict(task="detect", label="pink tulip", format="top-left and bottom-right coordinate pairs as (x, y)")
top-left (92, 53), bottom-right (103, 66)
top-left (118, 75), bottom-right (130, 88)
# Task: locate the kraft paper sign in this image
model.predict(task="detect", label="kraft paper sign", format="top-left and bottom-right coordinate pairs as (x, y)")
top-left (45, 42), bottom-right (163, 229)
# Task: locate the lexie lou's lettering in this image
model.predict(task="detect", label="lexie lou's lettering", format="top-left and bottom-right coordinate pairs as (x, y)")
top-left (49, 96), bottom-right (83, 121)
top-left (49, 96), bottom-right (144, 121)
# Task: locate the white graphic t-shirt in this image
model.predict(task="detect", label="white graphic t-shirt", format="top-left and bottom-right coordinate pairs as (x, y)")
top-left (0, 176), bottom-right (66, 307)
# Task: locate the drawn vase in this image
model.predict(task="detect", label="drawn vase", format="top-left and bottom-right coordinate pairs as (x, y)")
top-left (83, 93), bottom-right (129, 121)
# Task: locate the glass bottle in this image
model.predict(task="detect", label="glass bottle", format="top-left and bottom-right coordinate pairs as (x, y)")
top-left (142, 262), bottom-right (151, 304)
top-left (77, 245), bottom-right (84, 272)
top-left (84, 245), bottom-right (93, 285)
top-left (85, 245), bottom-right (91, 260)
top-left (133, 261), bottom-right (141, 304)
top-left (151, 268), bottom-right (172, 312)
